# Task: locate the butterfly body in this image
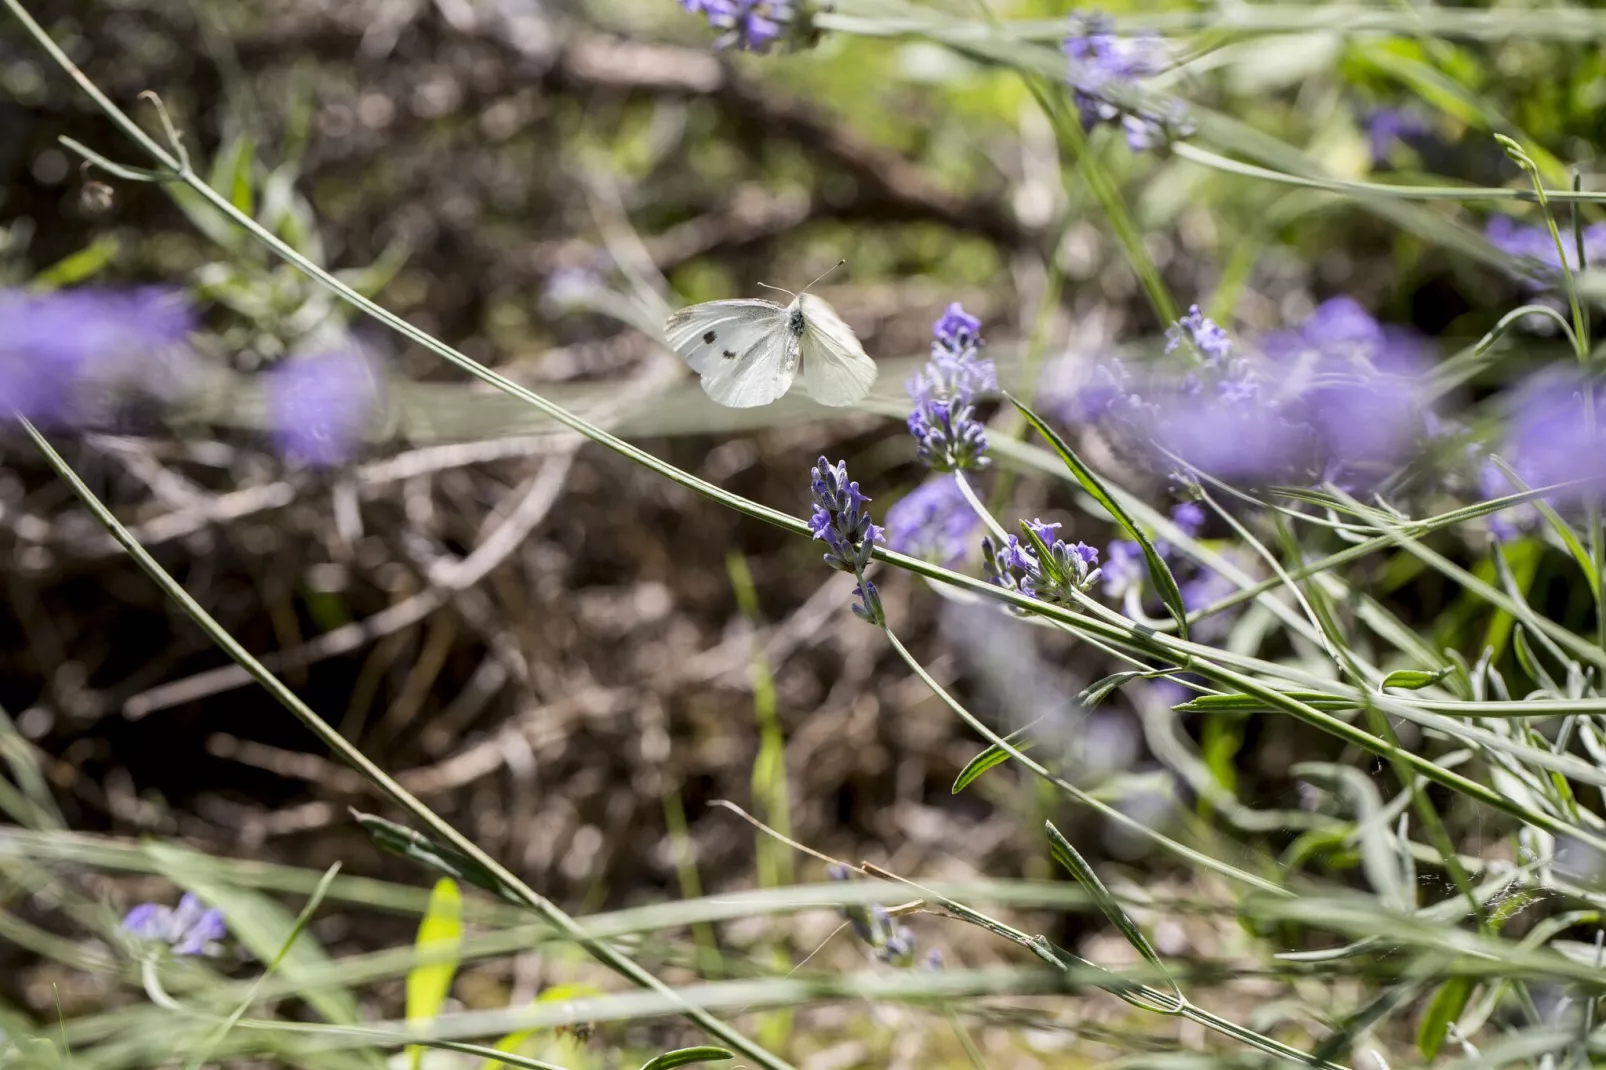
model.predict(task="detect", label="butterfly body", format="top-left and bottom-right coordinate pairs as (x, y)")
top-left (665, 292), bottom-right (877, 408)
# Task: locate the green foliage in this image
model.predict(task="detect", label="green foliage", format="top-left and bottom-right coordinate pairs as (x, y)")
top-left (11, 1), bottom-right (1606, 1068)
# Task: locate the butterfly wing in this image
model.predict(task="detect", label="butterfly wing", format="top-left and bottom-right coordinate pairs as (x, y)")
top-left (797, 294), bottom-right (877, 407)
top-left (664, 299), bottom-right (797, 408)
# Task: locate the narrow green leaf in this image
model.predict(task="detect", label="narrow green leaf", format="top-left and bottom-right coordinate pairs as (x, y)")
top-left (1379, 668), bottom-right (1454, 691)
top-left (30, 236), bottom-right (119, 290)
top-left (1512, 625), bottom-right (1560, 695)
top-left (639, 1047), bottom-right (735, 1070)
top-left (952, 724), bottom-right (1039, 795)
top-left (1174, 692), bottom-right (1356, 713)
top-left (1007, 394), bottom-right (1188, 639)
top-left (1045, 820), bottom-right (1180, 1009)
top-left (1417, 976), bottom-right (1474, 1060)
top-left (352, 810), bottom-right (521, 903)
top-left (1077, 671), bottom-right (1150, 709)
top-left (208, 136), bottom-right (256, 216)
top-left (407, 878), bottom-right (463, 1070)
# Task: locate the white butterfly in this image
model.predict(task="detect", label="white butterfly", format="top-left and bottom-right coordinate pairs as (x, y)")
top-left (664, 281), bottom-right (877, 409)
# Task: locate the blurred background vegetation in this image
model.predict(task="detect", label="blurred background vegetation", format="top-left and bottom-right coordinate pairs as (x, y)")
top-left (6, 1), bottom-right (1606, 1067)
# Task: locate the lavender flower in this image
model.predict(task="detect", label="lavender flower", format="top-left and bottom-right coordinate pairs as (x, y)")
top-left (1063, 12), bottom-right (1182, 151)
top-left (984, 519), bottom-right (1101, 607)
top-left (122, 893), bottom-right (226, 956)
top-left (264, 345), bottom-right (383, 467)
top-left (885, 475), bottom-right (982, 566)
top-left (0, 287), bottom-right (195, 429)
top-left (680, 0), bottom-right (795, 52)
top-left (809, 456), bottom-right (885, 623)
top-left (1365, 108), bottom-right (1428, 167)
top-left (907, 303), bottom-right (994, 472)
top-left (908, 399), bottom-right (990, 473)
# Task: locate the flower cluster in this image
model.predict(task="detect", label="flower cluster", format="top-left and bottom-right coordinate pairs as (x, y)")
top-left (884, 475), bottom-right (982, 567)
top-left (679, 0), bottom-right (796, 52)
top-left (908, 303), bottom-right (994, 472)
top-left (122, 893), bottom-right (226, 956)
top-left (1066, 299), bottom-right (1433, 490)
top-left (809, 456), bottom-right (885, 624)
top-left (1485, 216), bottom-right (1606, 289)
top-left (264, 345), bottom-right (384, 468)
top-left (0, 287), bottom-right (196, 430)
top-left (1062, 12), bottom-right (1185, 151)
top-left (983, 519), bottom-right (1101, 607)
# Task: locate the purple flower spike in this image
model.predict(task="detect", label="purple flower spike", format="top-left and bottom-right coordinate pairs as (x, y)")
top-left (264, 345), bottom-right (383, 468)
top-left (906, 302), bottom-right (993, 472)
top-left (122, 893), bottom-right (226, 956)
top-left (809, 456), bottom-right (885, 623)
top-left (0, 286), bottom-right (196, 429)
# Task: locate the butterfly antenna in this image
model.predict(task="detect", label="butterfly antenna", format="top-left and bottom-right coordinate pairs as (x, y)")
top-left (755, 281), bottom-right (797, 298)
top-left (800, 259), bottom-right (846, 294)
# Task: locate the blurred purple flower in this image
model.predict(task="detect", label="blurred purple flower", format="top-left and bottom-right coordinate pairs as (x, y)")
top-left (1165, 304), bottom-right (1232, 366)
top-left (0, 286), bottom-right (195, 429)
top-left (885, 475), bottom-right (981, 566)
top-left (1365, 108), bottom-right (1428, 166)
top-left (1486, 216), bottom-right (1606, 288)
top-left (1181, 566), bottom-right (1238, 642)
top-left (1478, 460), bottom-right (1534, 542)
top-left (264, 346), bottom-right (382, 467)
top-left (1169, 501), bottom-right (1205, 539)
top-left (1489, 366), bottom-right (1606, 513)
top-left (1101, 538), bottom-right (1143, 598)
top-left (680, 0), bottom-right (794, 52)
top-left (1063, 11), bottom-right (1181, 151)
top-left (123, 893), bottom-right (225, 956)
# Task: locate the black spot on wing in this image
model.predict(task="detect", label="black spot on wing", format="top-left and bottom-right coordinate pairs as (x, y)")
top-left (702, 330), bottom-right (717, 343)
top-left (722, 349), bottom-right (737, 359)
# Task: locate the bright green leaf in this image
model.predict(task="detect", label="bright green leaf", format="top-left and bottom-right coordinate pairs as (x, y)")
top-left (407, 878), bottom-right (463, 1070)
